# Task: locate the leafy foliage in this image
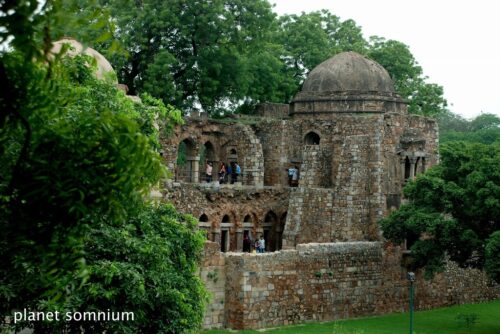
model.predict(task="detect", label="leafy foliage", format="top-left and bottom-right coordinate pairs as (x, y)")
top-left (57, 2), bottom-right (446, 116)
top-left (58, 0), bottom-right (295, 114)
top-left (32, 204), bottom-right (208, 333)
top-left (439, 111), bottom-right (500, 144)
top-left (1, 3), bottom-right (205, 332)
top-left (380, 141), bottom-right (500, 280)
top-left (485, 231), bottom-right (500, 282)
top-left (367, 37), bottom-right (447, 116)
top-left (277, 10), bottom-right (367, 83)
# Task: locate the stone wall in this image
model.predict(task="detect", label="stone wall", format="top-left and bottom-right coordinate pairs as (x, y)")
top-left (282, 188), bottom-right (335, 248)
top-left (255, 102), bottom-right (290, 119)
top-left (200, 242), bottom-right (226, 328)
top-left (163, 184), bottom-right (290, 251)
top-left (201, 242), bottom-right (499, 329)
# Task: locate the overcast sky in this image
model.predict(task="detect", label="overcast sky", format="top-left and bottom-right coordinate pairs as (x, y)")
top-left (272, 0), bottom-right (500, 119)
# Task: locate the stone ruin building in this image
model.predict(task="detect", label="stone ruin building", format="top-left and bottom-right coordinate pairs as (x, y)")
top-left (161, 52), bottom-right (498, 329)
top-left (52, 40), bottom-right (498, 330)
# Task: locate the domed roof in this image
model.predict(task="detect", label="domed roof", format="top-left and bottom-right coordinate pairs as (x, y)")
top-left (301, 52), bottom-right (395, 94)
top-left (51, 37), bottom-right (117, 82)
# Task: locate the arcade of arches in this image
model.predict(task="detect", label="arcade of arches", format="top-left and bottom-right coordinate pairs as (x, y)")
top-left (199, 209), bottom-right (286, 253)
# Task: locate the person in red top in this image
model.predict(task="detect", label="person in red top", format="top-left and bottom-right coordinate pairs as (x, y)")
top-left (218, 162), bottom-right (226, 183)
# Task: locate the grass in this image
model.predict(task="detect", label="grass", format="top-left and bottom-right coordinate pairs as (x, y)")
top-left (204, 300), bottom-right (500, 334)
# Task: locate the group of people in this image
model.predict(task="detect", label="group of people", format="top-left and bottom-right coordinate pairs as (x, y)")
top-left (287, 166), bottom-right (300, 187)
top-left (243, 234), bottom-right (266, 253)
top-left (206, 161), bottom-right (241, 184)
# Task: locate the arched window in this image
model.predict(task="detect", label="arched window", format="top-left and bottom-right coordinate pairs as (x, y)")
top-left (200, 141), bottom-right (216, 164)
top-left (198, 214), bottom-right (210, 239)
top-left (304, 131), bottom-right (320, 145)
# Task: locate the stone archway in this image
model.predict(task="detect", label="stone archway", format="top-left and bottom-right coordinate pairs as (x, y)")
top-left (263, 211), bottom-right (278, 252)
top-left (220, 214), bottom-right (237, 252)
top-left (200, 141), bottom-right (217, 182)
top-left (176, 138), bottom-right (198, 182)
top-left (242, 214), bottom-right (258, 252)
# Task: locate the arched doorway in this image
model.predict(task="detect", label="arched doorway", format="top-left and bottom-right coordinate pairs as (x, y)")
top-left (200, 141), bottom-right (217, 182)
top-left (304, 131), bottom-right (320, 145)
top-left (404, 156), bottom-right (411, 181)
top-left (220, 214), bottom-right (234, 252)
top-left (242, 214), bottom-right (256, 252)
top-left (176, 138), bottom-right (198, 182)
top-left (263, 211), bottom-right (278, 252)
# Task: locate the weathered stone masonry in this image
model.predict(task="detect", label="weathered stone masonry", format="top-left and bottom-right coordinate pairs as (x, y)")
top-left (160, 52), bottom-right (498, 329)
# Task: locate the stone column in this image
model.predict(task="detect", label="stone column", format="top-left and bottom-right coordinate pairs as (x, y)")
top-left (236, 228), bottom-right (243, 252)
top-left (192, 156), bottom-right (200, 183)
top-left (420, 157), bottom-right (427, 174)
top-left (212, 230), bottom-right (221, 244)
top-left (400, 156), bottom-right (407, 184)
top-left (409, 157), bottom-right (417, 180)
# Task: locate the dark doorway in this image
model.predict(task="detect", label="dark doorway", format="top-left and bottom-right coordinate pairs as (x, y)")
top-left (304, 131), bottom-right (320, 145)
top-left (221, 230), bottom-right (228, 252)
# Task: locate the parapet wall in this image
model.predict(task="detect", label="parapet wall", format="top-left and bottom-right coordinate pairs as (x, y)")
top-left (203, 242), bottom-right (499, 330)
top-left (224, 242), bottom-right (384, 329)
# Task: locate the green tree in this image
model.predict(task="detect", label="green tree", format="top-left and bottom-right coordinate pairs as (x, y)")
top-left (368, 37), bottom-right (447, 116)
top-left (1, 2), bottom-right (206, 332)
top-left (438, 110), bottom-right (470, 133)
top-left (277, 10), bottom-right (367, 84)
top-left (439, 112), bottom-right (500, 144)
top-left (485, 231), bottom-right (500, 282)
top-left (58, 0), bottom-right (294, 114)
top-left (30, 204), bottom-right (207, 333)
top-left (380, 141), bottom-right (500, 281)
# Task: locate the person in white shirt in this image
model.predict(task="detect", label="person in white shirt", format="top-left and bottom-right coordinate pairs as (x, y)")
top-left (205, 162), bottom-right (213, 182)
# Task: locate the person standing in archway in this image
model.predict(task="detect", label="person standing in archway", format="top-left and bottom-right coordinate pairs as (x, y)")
top-left (291, 165), bottom-right (299, 187)
top-left (259, 235), bottom-right (266, 253)
top-left (234, 162), bottom-right (241, 183)
top-left (218, 162), bottom-right (226, 184)
top-left (205, 162), bottom-right (213, 183)
top-left (243, 234), bottom-right (251, 252)
top-left (287, 166), bottom-right (296, 186)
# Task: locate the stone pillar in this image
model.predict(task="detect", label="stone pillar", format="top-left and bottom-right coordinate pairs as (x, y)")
top-left (409, 157), bottom-right (417, 180)
top-left (420, 157), bottom-right (427, 174)
top-left (236, 228), bottom-right (243, 252)
top-left (212, 230), bottom-right (221, 244)
top-left (400, 156), bottom-right (407, 184)
top-left (192, 156), bottom-right (200, 183)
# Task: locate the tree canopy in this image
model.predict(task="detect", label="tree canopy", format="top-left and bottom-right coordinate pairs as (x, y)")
top-left (1, 2), bottom-right (206, 332)
top-left (380, 141), bottom-right (500, 281)
top-left (57, 2), bottom-right (447, 116)
top-left (439, 111), bottom-right (500, 144)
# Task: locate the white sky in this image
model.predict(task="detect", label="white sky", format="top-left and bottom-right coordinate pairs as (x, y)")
top-left (272, 0), bottom-right (500, 119)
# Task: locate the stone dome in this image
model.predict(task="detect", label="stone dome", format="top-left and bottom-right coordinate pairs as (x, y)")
top-left (300, 51), bottom-right (395, 94)
top-left (51, 37), bottom-right (117, 83)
